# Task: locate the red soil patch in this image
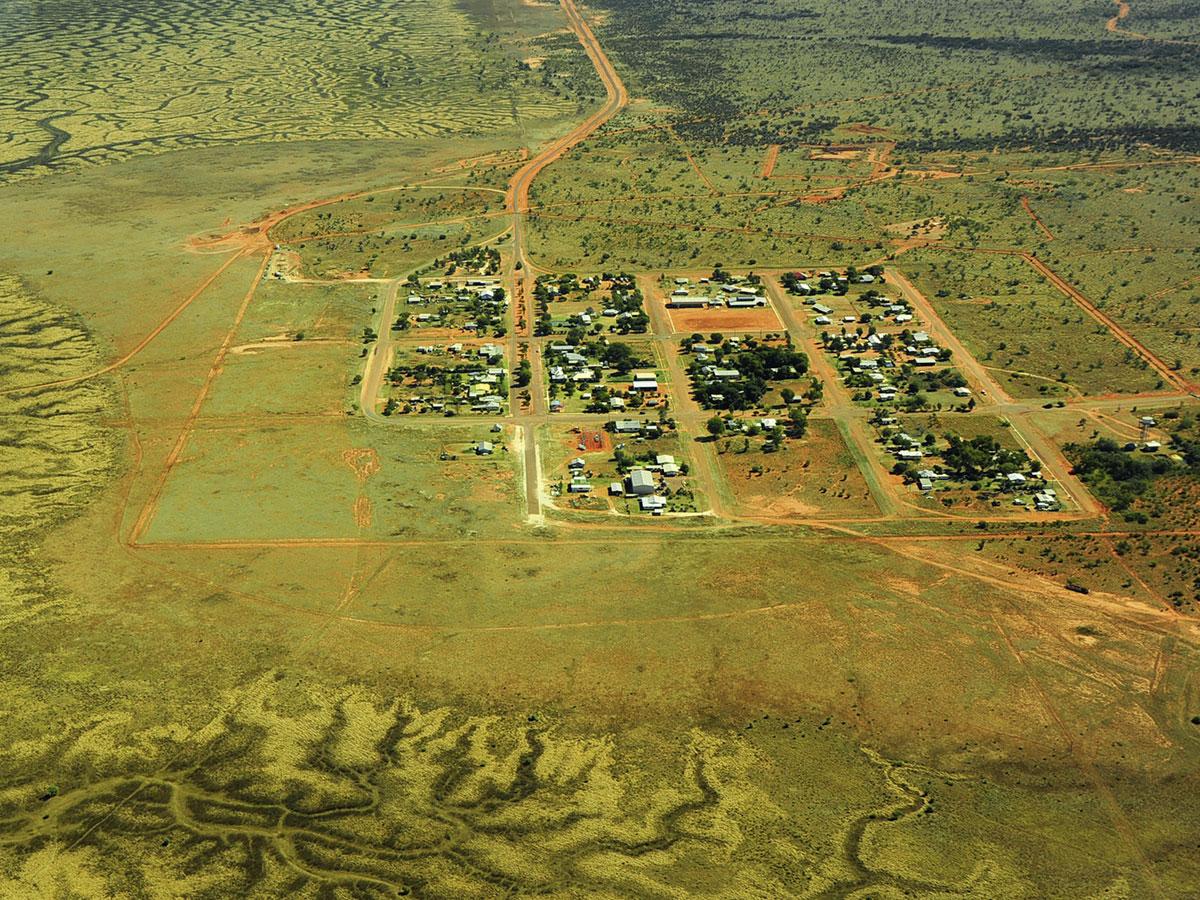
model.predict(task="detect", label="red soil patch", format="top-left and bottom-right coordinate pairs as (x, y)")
top-left (352, 496), bottom-right (373, 528)
top-left (846, 123), bottom-right (891, 136)
top-left (343, 448), bottom-right (382, 482)
top-left (666, 306), bottom-right (783, 334)
top-left (570, 427), bottom-right (611, 453)
top-left (760, 144), bottom-right (781, 179)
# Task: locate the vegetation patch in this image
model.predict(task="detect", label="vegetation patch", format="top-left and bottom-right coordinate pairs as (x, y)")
top-left (1066, 409), bottom-right (1200, 526)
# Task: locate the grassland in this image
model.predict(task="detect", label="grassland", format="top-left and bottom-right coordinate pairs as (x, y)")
top-left (0, 0), bottom-right (590, 183)
top-left (1, 0), bottom-right (1199, 894)
top-left (717, 418), bottom-right (880, 518)
top-left (903, 251), bottom-right (1164, 397)
top-left (274, 187), bottom-right (510, 279)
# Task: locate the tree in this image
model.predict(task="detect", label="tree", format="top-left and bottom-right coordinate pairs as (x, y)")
top-left (706, 416), bottom-right (726, 438)
top-left (515, 359), bottom-right (532, 388)
top-left (786, 409), bottom-right (808, 439)
top-left (600, 341), bottom-right (638, 374)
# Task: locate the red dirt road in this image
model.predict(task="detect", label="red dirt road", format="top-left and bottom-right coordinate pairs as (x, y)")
top-left (1023, 253), bottom-right (1198, 395)
top-left (760, 144), bottom-right (781, 179)
top-left (1021, 196), bottom-right (1055, 241)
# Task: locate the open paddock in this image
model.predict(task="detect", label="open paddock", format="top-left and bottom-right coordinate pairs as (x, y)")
top-left (140, 421), bottom-right (521, 543)
top-left (718, 419), bottom-right (879, 519)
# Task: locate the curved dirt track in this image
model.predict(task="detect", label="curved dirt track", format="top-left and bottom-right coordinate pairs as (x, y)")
top-left (503, 0), bottom-right (629, 520)
top-left (1107, 0), bottom-right (1200, 46)
top-left (505, 0), bottom-right (628, 339)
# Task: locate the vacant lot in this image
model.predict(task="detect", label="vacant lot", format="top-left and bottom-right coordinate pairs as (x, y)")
top-left (718, 419), bottom-right (879, 518)
top-left (904, 251), bottom-right (1163, 397)
top-left (275, 188), bottom-right (509, 279)
top-left (143, 421), bottom-right (519, 543)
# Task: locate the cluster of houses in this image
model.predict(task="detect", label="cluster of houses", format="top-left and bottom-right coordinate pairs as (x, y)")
top-left (611, 418), bottom-right (664, 438)
top-left (681, 335), bottom-right (808, 411)
top-left (665, 276), bottom-right (767, 310)
top-left (783, 268), bottom-right (879, 299)
top-left (441, 244), bottom-right (502, 278)
top-left (883, 429), bottom-right (1062, 511)
top-left (534, 273), bottom-right (650, 335)
top-left (1003, 474), bottom-right (1062, 511)
top-left (545, 343), bottom-right (662, 413)
top-left (400, 278), bottom-right (507, 333)
top-left (558, 445), bottom-right (682, 515)
top-left (385, 343), bottom-right (507, 415)
top-left (812, 291), bottom-right (967, 408)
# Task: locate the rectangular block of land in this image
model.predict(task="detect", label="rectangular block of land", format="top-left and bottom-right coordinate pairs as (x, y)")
top-left (717, 419), bottom-right (880, 519)
top-left (141, 421), bottom-right (521, 542)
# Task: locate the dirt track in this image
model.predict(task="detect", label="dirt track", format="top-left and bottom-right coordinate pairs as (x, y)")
top-left (505, 0), bottom-right (629, 520)
top-left (0, 248), bottom-right (250, 396)
top-left (507, 0), bottom-right (627, 259)
top-left (128, 250), bottom-right (273, 545)
top-left (1020, 196), bottom-right (1055, 241)
top-left (1023, 253), bottom-right (1198, 395)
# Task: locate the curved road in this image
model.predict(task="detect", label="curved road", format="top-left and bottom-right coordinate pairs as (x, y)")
top-left (505, 0), bottom-right (629, 520)
top-left (507, 0), bottom-right (628, 276)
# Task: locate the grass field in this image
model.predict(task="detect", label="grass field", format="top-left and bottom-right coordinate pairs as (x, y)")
top-left (143, 421), bottom-right (521, 542)
top-left (718, 419), bottom-right (880, 518)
